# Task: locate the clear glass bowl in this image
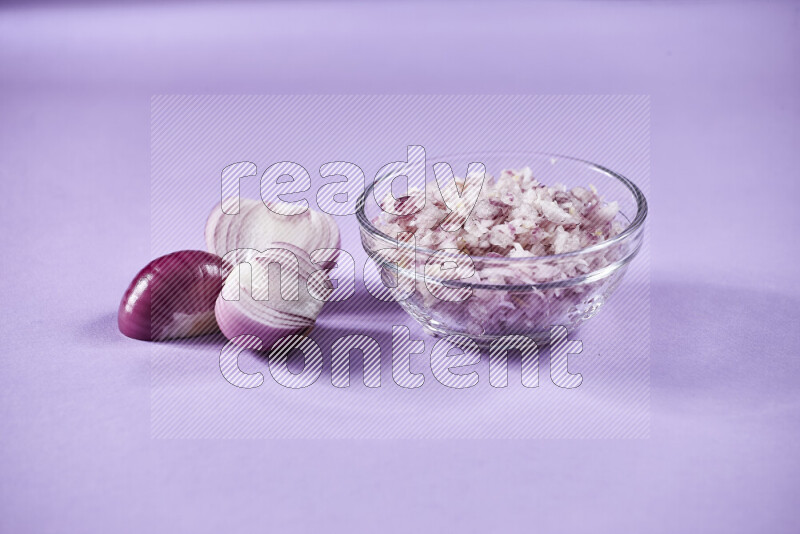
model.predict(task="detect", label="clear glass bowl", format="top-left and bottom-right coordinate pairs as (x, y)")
top-left (356, 151), bottom-right (647, 345)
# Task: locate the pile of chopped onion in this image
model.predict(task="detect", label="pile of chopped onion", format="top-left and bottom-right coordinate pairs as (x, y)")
top-left (373, 167), bottom-right (628, 336)
top-left (376, 167), bottom-right (623, 258)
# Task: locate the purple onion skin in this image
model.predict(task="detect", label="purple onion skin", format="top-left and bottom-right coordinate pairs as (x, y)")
top-left (118, 250), bottom-right (228, 341)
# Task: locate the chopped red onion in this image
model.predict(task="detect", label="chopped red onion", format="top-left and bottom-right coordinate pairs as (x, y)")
top-left (376, 168), bottom-right (622, 258)
top-left (373, 167), bottom-right (629, 336)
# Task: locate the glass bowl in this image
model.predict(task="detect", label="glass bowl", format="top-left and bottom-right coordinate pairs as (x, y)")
top-left (355, 151), bottom-right (647, 345)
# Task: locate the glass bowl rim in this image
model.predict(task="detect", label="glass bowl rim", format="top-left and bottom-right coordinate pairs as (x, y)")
top-left (355, 150), bottom-right (648, 264)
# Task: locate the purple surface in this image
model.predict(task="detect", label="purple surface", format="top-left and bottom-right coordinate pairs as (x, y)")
top-left (1, 1), bottom-right (799, 532)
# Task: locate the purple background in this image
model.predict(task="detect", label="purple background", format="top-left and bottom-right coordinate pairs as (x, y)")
top-left (1, 1), bottom-right (798, 532)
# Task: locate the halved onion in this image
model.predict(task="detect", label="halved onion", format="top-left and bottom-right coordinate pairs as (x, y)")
top-left (214, 243), bottom-right (333, 350)
top-left (205, 198), bottom-right (340, 258)
top-left (118, 250), bottom-right (228, 341)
